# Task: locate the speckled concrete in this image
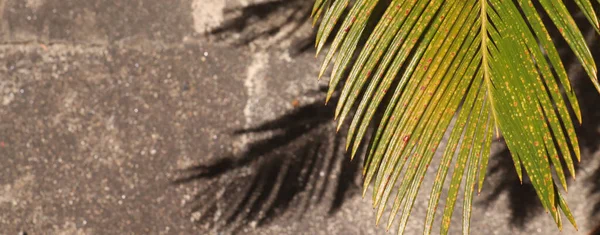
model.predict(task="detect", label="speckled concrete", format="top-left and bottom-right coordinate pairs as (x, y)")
top-left (1, 0), bottom-right (600, 234)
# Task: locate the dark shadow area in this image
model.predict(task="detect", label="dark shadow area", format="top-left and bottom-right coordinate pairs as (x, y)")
top-left (581, 39), bottom-right (600, 217)
top-left (480, 146), bottom-right (542, 228)
top-left (580, 10), bottom-right (600, 233)
top-left (208, 0), bottom-right (315, 54)
top-left (175, 87), bottom-right (362, 233)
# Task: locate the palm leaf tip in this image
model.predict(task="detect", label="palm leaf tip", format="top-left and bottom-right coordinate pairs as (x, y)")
top-left (312, 0), bottom-right (599, 234)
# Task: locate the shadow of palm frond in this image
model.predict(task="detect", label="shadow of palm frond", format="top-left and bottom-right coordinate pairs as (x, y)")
top-left (480, 146), bottom-right (542, 228)
top-left (173, 1), bottom-right (392, 233)
top-left (207, 0), bottom-right (392, 54)
top-left (174, 88), bottom-right (364, 233)
top-left (209, 0), bottom-right (315, 54)
top-left (580, 17), bottom-right (600, 232)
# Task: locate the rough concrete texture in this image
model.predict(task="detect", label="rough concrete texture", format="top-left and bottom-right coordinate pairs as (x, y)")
top-left (1, 0), bottom-right (600, 234)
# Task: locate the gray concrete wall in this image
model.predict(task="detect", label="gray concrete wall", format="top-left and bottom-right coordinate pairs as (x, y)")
top-left (1, 0), bottom-right (599, 234)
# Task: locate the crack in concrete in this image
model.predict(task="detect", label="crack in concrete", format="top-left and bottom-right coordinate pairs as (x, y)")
top-left (0, 38), bottom-right (199, 52)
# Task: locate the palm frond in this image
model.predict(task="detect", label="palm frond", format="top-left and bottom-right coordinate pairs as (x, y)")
top-left (312, 0), bottom-right (600, 234)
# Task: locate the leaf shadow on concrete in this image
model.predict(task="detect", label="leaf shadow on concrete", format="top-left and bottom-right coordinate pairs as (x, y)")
top-left (579, 26), bottom-right (600, 234)
top-left (208, 0), bottom-right (315, 53)
top-left (174, 87), bottom-right (366, 233)
top-left (172, 0), bottom-right (395, 233)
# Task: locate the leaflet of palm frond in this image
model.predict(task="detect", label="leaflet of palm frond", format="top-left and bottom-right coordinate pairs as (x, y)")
top-left (313, 0), bottom-right (600, 234)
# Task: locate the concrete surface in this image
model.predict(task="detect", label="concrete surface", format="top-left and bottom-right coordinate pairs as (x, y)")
top-left (1, 0), bottom-right (600, 234)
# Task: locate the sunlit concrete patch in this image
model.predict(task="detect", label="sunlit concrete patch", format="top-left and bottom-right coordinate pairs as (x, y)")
top-left (192, 0), bottom-right (225, 34)
top-left (236, 51), bottom-right (270, 154)
top-left (0, 76), bottom-right (20, 106)
top-left (0, 173), bottom-right (34, 205)
top-left (53, 221), bottom-right (94, 235)
top-left (244, 52), bottom-right (271, 126)
top-left (25, 0), bottom-right (45, 11)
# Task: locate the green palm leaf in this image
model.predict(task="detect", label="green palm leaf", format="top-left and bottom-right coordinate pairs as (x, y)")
top-left (312, 0), bottom-right (600, 234)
